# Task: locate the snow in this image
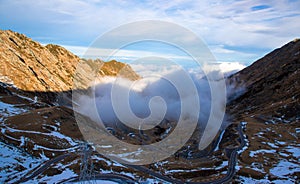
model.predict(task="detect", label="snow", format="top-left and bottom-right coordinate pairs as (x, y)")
top-left (286, 146), bottom-right (300, 158)
top-left (213, 129), bottom-right (225, 151)
top-left (97, 145), bottom-right (113, 148)
top-left (1, 124), bottom-right (78, 147)
top-left (32, 168), bottom-right (77, 183)
top-left (0, 101), bottom-right (28, 120)
top-left (20, 136), bottom-right (25, 147)
top-left (270, 160), bottom-right (300, 178)
top-left (271, 180), bottom-right (294, 184)
top-left (0, 142), bottom-right (43, 183)
top-left (72, 180), bottom-right (118, 184)
top-left (249, 149), bottom-right (276, 157)
top-left (238, 176), bottom-right (271, 184)
top-left (266, 142), bottom-right (279, 149)
top-left (108, 153), bottom-right (140, 163)
top-left (108, 148), bottom-right (144, 163)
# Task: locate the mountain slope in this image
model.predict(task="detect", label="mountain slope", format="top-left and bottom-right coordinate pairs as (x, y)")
top-left (0, 30), bottom-right (139, 92)
top-left (227, 39), bottom-right (300, 182)
top-left (0, 30), bottom-right (79, 91)
top-left (228, 39), bottom-right (300, 121)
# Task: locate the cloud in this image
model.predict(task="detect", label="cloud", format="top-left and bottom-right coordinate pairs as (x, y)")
top-left (63, 45), bottom-right (192, 62)
top-left (217, 62), bottom-right (246, 76)
top-left (73, 61), bottom-right (239, 150)
top-left (1, 0), bottom-right (299, 64)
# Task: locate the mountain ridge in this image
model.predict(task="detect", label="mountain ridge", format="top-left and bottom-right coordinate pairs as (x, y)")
top-left (0, 29), bottom-right (140, 93)
top-left (227, 38), bottom-right (300, 121)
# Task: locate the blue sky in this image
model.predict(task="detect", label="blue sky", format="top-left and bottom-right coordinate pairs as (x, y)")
top-left (0, 0), bottom-right (299, 65)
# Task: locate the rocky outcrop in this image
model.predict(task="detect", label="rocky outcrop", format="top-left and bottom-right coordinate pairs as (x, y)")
top-left (0, 30), bottom-right (78, 91)
top-left (100, 59), bottom-right (140, 80)
top-left (0, 30), bottom-right (139, 92)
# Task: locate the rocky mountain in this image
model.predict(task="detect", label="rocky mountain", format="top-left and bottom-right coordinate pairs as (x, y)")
top-left (228, 39), bottom-right (300, 120)
top-left (0, 30), bottom-right (139, 92)
top-left (0, 30), bottom-right (299, 183)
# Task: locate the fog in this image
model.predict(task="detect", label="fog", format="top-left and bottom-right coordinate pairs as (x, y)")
top-left (73, 63), bottom-right (243, 150)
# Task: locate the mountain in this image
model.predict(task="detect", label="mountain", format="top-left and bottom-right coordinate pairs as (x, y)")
top-left (0, 30), bottom-right (143, 183)
top-left (0, 30), bottom-right (299, 183)
top-left (227, 39), bottom-right (300, 182)
top-left (228, 38), bottom-right (300, 120)
top-left (0, 30), bottom-right (139, 92)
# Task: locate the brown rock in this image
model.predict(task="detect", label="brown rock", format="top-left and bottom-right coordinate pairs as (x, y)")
top-left (0, 29), bottom-right (140, 93)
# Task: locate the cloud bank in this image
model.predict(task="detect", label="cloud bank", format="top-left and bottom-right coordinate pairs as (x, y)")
top-left (73, 62), bottom-right (243, 151)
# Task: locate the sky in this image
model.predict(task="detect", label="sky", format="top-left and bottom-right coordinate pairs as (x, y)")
top-left (0, 0), bottom-right (300, 65)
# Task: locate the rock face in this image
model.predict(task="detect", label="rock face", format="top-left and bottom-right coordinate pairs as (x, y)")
top-left (100, 59), bottom-right (141, 80)
top-left (0, 30), bottom-right (139, 92)
top-left (0, 30), bottom-right (79, 91)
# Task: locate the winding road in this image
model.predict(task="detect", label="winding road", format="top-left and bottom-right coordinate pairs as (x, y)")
top-left (16, 122), bottom-right (247, 183)
top-left (14, 153), bottom-right (72, 183)
top-left (124, 122), bottom-right (247, 184)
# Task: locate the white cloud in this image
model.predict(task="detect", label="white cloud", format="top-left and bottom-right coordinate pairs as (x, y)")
top-left (210, 45), bottom-right (236, 54)
top-left (63, 45), bottom-right (191, 61)
top-left (74, 62), bottom-right (229, 151)
top-left (218, 62), bottom-right (246, 74)
top-left (1, 0), bottom-right (299, 64)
